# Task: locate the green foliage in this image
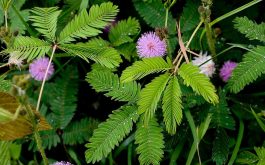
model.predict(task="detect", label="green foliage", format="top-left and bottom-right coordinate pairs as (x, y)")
top-left (63, 118), bottom-right (99, 145)
top-left (254, 147), bottom-right (265, 165)
top-left (132, 0), bottom-right (177, 54)
top-left (132, 0), bottom-right (175, 34)
top-left (0, 141), bottom-right (11, 165)
top-left (234, 16), bottom-right (265, 42)
top-left (29, 7), bottom-right (61, 41)
top-left (7, 0), bottom-right (29, 34)
top-left (59, 38), bottom-right (121, 68)
top-left (162, 76), bottom-right (183, 135)
top-left (8, 36), bottom-right (51, 61)
top-left (228, 46), bottom-right (265, 93)
top-left (0, 75), bottom-right (12, 92)
top-left (85, 106), bottom-right (138, 163)
top-left (108, 17), bottom-right (140, 46)
top-left (120, 57), bottom-right (171, 82)
top-left (47, 65), bottom-right (78, 129)
top-left (178, 63), bottom-right (219, 104)
top-left (212, 128), bottom-right (229, 165)
top-left (180, 0), bottom-right (200, 32)
top-left (86, 66), bottom-right (140, 102)
top-left (135, 117), bottom-right (164, 165)
top-left (58, 2), bottom-right (119, 44)
top-left (236, 151), bottom-right (259, 164)
top-left (211, 91), bottom-right (235, 130)
top-left (138, 73), bottom-right (170, 126)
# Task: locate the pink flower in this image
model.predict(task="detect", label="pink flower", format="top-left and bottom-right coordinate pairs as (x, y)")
top-left (192, 52), bottom-right (215, 77)
top-left (29, 57), bottom-right (54, 81)
top-left (219, 61), bottom-right (237, 82)
top-left (51, 161), bottom-right (73, 165)
top-left (136, 32), bottom-right (167, 58)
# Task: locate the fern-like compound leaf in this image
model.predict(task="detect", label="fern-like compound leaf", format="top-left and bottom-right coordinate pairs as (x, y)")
top-left (234, 16), bottom-right (265, 42)
top-left (120, 57), bottom-right (171, 83)
top-left (0, 141), bottom-right (11, 165)
top-left (254, 147), bottom-right (265, 165)
top-left (211, 91), bottom-right (235, 130)
top-left (138, 73), bottom-right (171, 126)
top-left (29, 7), bottom-right (61, 41)
top-left (178, 63), bottom-right (218, 104)
top-left (85, 106), bottom-right (138, 163)
top-left (8, 36), bottom-right (51, 61)
top-left (180, 0), bottom-right (200, 33)
top-left (228, 46), bottom-right (265, 93)
top-left (48, 65), bottom-right (78, 129)
top-left (86, 67), bottom-right (140, 102)
top-left (59, 38), bottom-right (121, 68)
top-left (135, 117), bottom-right (164, 165)
top-left (162, 76), bottom-right (183, 135)
top-left (212, 128), bottom-right (229, 165)
top-left (58, 2), bottom-right (119, 44)
top-left (132, 0), bottom-right (175, 34)
top-left (108, 17), bottom-right (140, 46)
top-left (63, 118), bottom-right (99, 145)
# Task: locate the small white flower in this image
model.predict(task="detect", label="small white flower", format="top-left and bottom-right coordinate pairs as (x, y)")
top-left (8, 51), bottom-right (24, 69)
top-left (192, 52), bottom-right (215, 77)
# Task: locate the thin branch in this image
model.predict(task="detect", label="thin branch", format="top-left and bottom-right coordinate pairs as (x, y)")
top-left (36, 44), bottom-right (57, 112)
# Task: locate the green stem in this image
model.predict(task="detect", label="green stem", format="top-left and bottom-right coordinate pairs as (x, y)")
top-left (23, 102), bottom-right (48, 165)
top-left (210, 0), bottom-right (262, 26)
top-left (228, 119), bottom-right (244, 165)
top-left (4, 10), bottom-right (8, 31)
top-left (108, 152), bottom-right (113, 165)
top-left (186, 20), bottom-right (203, 49)
top-left (114, 133), bottom-right (135, 158)
top-left (185, 109), bottom-right (212, 165)
top-left (165, 8), bottom-right (169, 28)
top-left (127, 143), bottom-right (132, 165)
top-left (184, 109), bottom-right (199, 165)
top-left (204, 19), bottom-right (216, 60)
top-left (169, 139), bottom-right (186, 165)
top-left (36, 45), bottom-right (57, 112)
top-left (200, 0), bottom-right (262, 45)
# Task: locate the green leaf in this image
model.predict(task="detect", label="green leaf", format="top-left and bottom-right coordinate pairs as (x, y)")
top-left (211, 90), bottom-right (235, 130)
top-left (0, 75), bottom-right (12, 92)
top-left (85, 106), bottom-right (138, 163)
top-left (9, 0), bottom-right (30, 35)
top-left (63, 118), bottom-right (99, 145)
top-left (108, 17), bottom-right (140, 46)
top-left (180, 0), bottom-right (200, 32)
top-left (236, 151), bottom-right (258, 164)
top-left (251, 108), bottom-right (265, 132)
top-left (8, 36), bottom-right (51, 61)
top-left (234, 16), bottom-right (265, 42)
top-left (86, 67), bottom-right (140, 102)
top-left (254, 147), bottom-right (265, 165)
top-left (0, 141), bottom-right (11, 165)
top-left (138, 73), bottom-right (170, 126)
top-left (162, 76), bottom-right (183, 135)
top-left (132, 0), bottom-right (175, 34)
top-left (120, 57), bottom-right (171, 82)
top-left (59, 38), bottom-right (121, 68)
top-left (135, 117), bottom-right (164, 165)
top-left (228, 46), bottom-right (265, 93)
top-left (48, 65), bottom-right (78, 129)
top-left (29, 7), bottom-right (61, 41)
top-left (58, 2), bottom-right (119, 44)
top-left (212, 128), bottom-right (229, 165)
top-left (178, 63), bottom-right (218, 104)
